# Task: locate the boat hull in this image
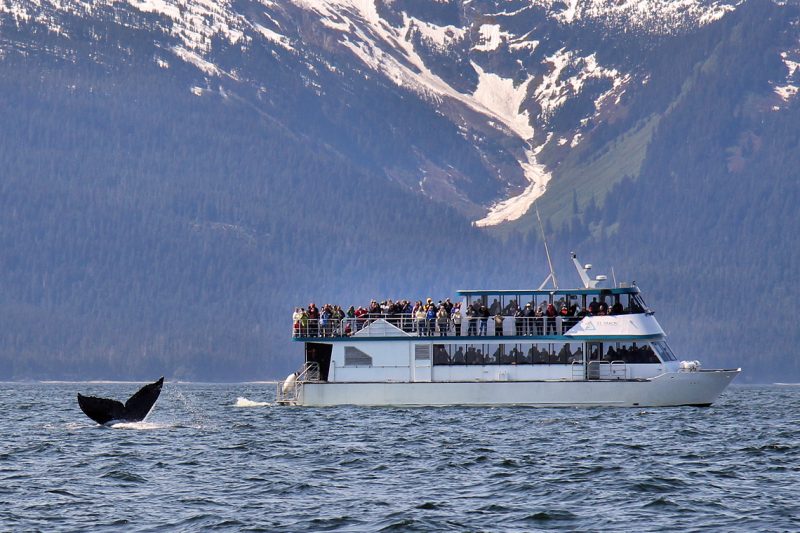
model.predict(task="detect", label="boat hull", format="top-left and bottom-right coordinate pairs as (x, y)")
top-left (295, 369), bottom-right (740, 407)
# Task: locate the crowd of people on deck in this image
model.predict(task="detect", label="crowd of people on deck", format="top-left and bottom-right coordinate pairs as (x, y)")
top-left (292, 295), bottom-right (645, 338)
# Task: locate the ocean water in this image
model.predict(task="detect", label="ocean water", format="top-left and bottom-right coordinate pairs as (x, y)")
top-left (1, 383), bottom-right (798, 531)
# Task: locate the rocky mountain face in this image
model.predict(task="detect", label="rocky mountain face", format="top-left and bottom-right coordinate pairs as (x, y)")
top-left (1, 0), bottom-right (798, 381)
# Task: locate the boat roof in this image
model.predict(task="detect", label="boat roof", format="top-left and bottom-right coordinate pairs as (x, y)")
top-left (457, 287), bottom-right (640, 297)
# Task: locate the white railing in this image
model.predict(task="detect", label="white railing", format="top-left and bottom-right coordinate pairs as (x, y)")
top-left (587, 361), bottom-right (628, 380)
top-left (292, 315), bottom-right (582, 339)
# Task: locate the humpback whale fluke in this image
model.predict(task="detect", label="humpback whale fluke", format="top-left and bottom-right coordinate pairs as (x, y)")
top-left (77, 377), bottom-right (164, 425)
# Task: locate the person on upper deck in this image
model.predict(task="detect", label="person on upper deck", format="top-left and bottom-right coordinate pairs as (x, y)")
top-left (466, 305), bottom-right (477, 336)
top-left (479, 304), bottom-right (490, 336)
top-left (414, 303), bottom-right (426, 336)
top-left (307, 303), bottom-right (320, 336)
top-left (451, 304), bottom-right (462, 336)
top-left (545, 302), bottom-right (557, 335)
top-left (436, 305), bottom-right (449, 336)
top-left (522, 303), bottom-right (534, 336)
top-left (534, 304), bottom-right (544, 336)
top-left (494, 313), bottom-right (503, 336)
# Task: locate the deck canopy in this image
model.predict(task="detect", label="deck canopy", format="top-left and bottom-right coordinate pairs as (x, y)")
top-left (456, 287), bottom-right (639, 298)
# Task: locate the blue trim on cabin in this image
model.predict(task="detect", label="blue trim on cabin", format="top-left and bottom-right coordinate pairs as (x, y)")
top-left (292, 333), bottom-right (664, 343)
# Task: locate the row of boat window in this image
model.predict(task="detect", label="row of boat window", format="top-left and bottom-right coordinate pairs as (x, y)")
top-left (430, 342), bottom-right (662, 365)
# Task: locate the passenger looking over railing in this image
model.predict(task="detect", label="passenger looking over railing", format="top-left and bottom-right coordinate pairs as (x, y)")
top-left (479, 304), bottom-right (490, 336)
top-left (426, 304), bottom-right (437, 336)
top-left (494, 314), bottom-right (503, 336)
top-left (292, 308), bottom-right (303, 337)
top-left (521, 303), bottom-right (533, 335)
top-left (436, 306), bottom-right (449, 336)
top-left (307, 303), bottom-right (320, 336)
top-left (452, 305), bottom-right (462, 336)
top-left (546, 303), bottom-right (557, 335)
top-left (534, 304), bottom-right (544, 335)
top-left (514, 307), bottom-right (523, 336)
top-left (466, 305), bottom-right (477, 336)
top-left (433, 345), bottom-right (450, 365)
top-left (453, 346), bottom-right (465, 364)
top-left (414, 303), bottom-right (426, 336)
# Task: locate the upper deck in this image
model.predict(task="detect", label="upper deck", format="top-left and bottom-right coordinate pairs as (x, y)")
top-left (292, 285), bottom-right (659, 342)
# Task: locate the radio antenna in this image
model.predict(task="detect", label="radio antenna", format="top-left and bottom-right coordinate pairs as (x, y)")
top-left (536, 203), bottom-right (558, 290)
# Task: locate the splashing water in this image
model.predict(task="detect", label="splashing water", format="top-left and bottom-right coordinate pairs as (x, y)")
top-left (235, 397), bottom-right (270, 408)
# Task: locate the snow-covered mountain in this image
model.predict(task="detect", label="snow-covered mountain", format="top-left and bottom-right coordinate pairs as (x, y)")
top-left (6, 0), bottom-right (796, 227)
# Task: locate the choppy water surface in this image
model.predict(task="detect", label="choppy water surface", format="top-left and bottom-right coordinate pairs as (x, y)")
top-left (0, 383), bottom-right (798, 531)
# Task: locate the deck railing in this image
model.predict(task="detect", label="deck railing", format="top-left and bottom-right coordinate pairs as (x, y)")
top-left (292, 314), bottom-right (584, 339)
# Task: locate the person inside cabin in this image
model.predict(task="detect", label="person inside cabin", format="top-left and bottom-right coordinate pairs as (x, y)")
top-left (527, 345), bottom-right (537, 364)
top-left (494, 313), bottom-right (504, 336)
top-left (558, 343), bottom-right (572, 364)
top-left (588, 297), bottom-right (599, 315)
top-left (610, 298), bottom-right (624, 316)
top-left (569, 346), bottom-right (584, 363)
top-left (475, 349), bottom-right (485, 365)
top-left (437, 305), bottom-right (450, 336)
top-left (433, 345), bottom-right (449, 365)
top-left (605, 345), bottom-right (618, 362)
top-left (643, 344), bottom-right (659, 364)
top-left (453, 346), bottom-right (465, 364)
top-left (465, 346), bottom-right (477, 364)
top-left (597, 299), bottom-right (609, 316)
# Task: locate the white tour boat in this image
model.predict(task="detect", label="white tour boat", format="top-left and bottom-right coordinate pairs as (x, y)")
top-left (278, 254), bottom-right (740, 407)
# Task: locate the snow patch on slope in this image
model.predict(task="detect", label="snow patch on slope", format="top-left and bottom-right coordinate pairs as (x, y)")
top-left (473, 24), bottom-right (508, 52)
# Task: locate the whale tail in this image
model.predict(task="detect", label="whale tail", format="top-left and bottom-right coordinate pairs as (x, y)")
top-left (78, 377), bottom-right (164, 425)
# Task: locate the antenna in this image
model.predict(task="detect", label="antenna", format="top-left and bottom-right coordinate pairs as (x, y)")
top-left (611, 267), bottom-right (617, 288)
top-left (536, 204), bottom-right (558, 290)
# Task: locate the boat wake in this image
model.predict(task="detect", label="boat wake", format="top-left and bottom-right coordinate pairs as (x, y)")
top-left (235, 397), bottom-right (270, 408)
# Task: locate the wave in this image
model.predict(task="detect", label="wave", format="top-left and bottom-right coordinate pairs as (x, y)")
top-left (235, 397), bottom-right (270, 408)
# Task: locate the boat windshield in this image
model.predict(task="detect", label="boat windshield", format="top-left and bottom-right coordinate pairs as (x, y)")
top-left (651, 340), bottom-right (678, 362)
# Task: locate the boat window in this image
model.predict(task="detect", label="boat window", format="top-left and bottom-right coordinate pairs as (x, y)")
top-left (651, 341), bottom-right (678, 362)
top-left (344, 346), bottom-right (373, 367)
top-left (606, 342), bottom-right (660, 364)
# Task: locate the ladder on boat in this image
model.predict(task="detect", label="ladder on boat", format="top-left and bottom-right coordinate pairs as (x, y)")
top-left (275, 362), bottom-right (320, 405)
